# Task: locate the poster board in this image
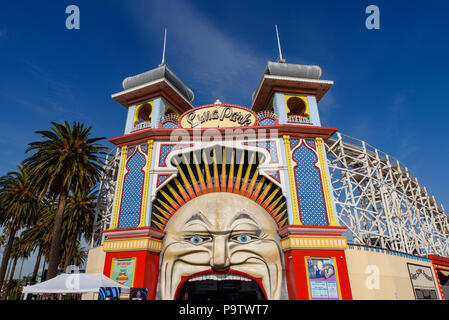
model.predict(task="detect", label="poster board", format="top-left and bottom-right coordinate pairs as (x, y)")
top-left (305, 257), bottom-right (341, 300)
top-left (407, 263), bottom-right (439, 300)
top-left (110, 257), bottom-right (136, 288)
top-left (130, 288), bottom-right (148, 300)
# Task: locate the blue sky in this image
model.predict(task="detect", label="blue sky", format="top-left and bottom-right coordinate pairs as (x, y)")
top-left (1, 1), bottom-right (448, 276)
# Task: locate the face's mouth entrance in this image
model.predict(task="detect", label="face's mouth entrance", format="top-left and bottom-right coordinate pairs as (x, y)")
top-left (177, 273), bottom-right (266, 300)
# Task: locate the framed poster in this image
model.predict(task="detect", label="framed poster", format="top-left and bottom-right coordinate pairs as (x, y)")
top-left (305, 257), bottom-right (341, 300)
top-left (407, 263), bottom-right (439, 300)
top-left (110, 257), bottom-right (136, 288)
top-left (130, 288), bottom-right (148, 300)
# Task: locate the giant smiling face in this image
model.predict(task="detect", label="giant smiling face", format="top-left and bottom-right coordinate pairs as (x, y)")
top-left (158, 192), bottom-right (284, 300)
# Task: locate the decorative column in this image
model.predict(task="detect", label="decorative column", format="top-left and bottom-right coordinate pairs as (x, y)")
top-left (316, 137), bottom-right (339, 227)
top-left (110, 146), bottom-right (129, 230)
top-left (138, 140), bottom-right (154, 227)
top-left (282, 135), bottom-right (302, 225)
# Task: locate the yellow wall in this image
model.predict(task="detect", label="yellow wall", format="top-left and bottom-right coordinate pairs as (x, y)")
top-left (345, 245), bottom-right (441, 300)
top-left (81, 246), bottom-right (106, 300)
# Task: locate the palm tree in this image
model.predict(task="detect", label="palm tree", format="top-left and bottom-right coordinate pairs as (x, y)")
top-left (23, 121), bottom-right (106, 280)
top-left (8, 236), bottom-right (31, 283)
top-left (67, 241), bottom-right (88, 268)
top-left (20, 198), bottom-right (56, 284)
top-left (61, 188), bottom-right (96, 270)
top-left (7, 237), bottom-right (20, 283)
top-left (0, 166), bottom-right (39, 297)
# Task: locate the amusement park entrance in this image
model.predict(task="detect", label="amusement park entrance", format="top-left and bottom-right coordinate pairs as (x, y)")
top-left (178, 279), bottom-right (265, 300)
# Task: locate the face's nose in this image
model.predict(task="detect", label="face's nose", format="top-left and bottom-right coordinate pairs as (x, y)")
top-left (211, 235), bottom-right (230, 271)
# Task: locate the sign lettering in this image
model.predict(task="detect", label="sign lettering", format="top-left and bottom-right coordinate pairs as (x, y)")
top-left (180, 105), bottom-right (256, 129)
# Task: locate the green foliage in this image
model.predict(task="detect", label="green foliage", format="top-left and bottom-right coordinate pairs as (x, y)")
top-left (23, 121), bottom-right (106, 278)
top-left (23, 121), bottom-right (107, 198)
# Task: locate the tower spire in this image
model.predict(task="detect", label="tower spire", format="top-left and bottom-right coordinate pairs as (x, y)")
top-left (161, 27), bottom-right (167, 66)
top-left (275, 24), bottom-right (286, 63)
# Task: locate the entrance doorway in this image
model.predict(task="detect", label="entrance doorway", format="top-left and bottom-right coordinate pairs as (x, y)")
top-left (178, 279), bottom-right (265, 300)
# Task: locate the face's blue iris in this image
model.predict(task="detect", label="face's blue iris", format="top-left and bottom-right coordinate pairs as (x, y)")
top-left (236, 234), bottom-right (251, 243)
top-left (191, 235), bottom-right (203, 244)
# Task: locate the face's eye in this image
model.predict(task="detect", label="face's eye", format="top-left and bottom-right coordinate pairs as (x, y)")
top-left (187, 235), bottom-right (211, 245)
top-left (231, 234), bottom-right (255, 243)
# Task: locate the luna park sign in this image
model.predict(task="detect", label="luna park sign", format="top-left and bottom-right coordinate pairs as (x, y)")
top-left (179, 105), bottom-right (257, 129)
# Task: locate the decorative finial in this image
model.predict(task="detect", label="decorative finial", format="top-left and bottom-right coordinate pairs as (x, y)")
top-left (214, 99), bottom-right (222, 105)
top-left (159, 28), bottom-right (167, 66)
top-left (275, 25), bottom-right (286, 63)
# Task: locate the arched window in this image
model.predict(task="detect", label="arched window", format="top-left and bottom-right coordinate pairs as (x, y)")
top-left (134, 102), bottom-right (153, 125)
top-left (286, 96), bottom-right (308, 116)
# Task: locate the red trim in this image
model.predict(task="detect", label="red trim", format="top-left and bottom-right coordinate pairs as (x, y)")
top-left (109, 125), bottom-right (338, 147)
top-left (103, 226), bottom-right (165, 240)
top-left (278, 225), bottom-right (347, 238)
top-left (429, 255), bottom-right (449, 267)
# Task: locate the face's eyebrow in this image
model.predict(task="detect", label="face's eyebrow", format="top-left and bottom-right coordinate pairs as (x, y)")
top-left (184, 212), bottom-right (212, 227)
top-left (231, 213), bottom-right (258, 224)
top-left (229, 212), bottom-right (263, 233)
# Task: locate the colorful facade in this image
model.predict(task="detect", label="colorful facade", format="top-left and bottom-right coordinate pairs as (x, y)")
top-left (84, 61), bottom-right (447, 300)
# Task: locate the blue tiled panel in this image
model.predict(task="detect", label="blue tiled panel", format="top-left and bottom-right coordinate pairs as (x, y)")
top-left (290, 139), bottom-right (300, 150)
top-left (268, 171), bottom-right (280, 182)
top-left (292, 144), bottom-right (328, 225)
top-left (258, 118), bottom-right (275, 126)
top-left (159, 145), bottom-right (175, 166)
top-left (162, 121), bottom-right (178, 129)
top-left (158, 175), bottom-right (166, 185)
top-left (306, 139), bottom-right (316, 149)
top-left (118, 149), bottom-right (146, 228)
